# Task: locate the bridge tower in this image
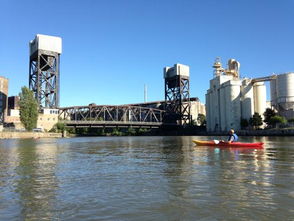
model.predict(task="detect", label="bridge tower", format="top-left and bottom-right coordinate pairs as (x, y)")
top-left (29, 34), bottom-right (62, 108)
top-left (164, 64), bottom-right (191, 125)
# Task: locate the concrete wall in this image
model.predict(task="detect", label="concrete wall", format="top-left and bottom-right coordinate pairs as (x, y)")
top-left (6, 111), bottom-right (59, 131)
top-left (0, 132), bottom-right (61, 139)
top-left (37, 113), bottom-right (59, 131)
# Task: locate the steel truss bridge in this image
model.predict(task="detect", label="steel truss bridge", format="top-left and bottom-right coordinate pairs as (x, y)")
top-left (58, 105), bottom-right (165, 128)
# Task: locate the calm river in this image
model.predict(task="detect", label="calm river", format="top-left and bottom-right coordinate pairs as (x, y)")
top-left (0, 136), bottom-right (293, 220)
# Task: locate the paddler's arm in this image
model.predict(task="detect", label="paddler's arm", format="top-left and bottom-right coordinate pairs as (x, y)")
top-left (227, 135), bottom-right (234, 143)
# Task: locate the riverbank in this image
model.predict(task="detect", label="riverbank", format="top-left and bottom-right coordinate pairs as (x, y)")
top-left (204, 128), bottom-right (294, 136)
top-left (67, 128), bottom-right (294, 137)
top-left (0, 132), bottom-right (62, 139)
top-left (5, 128), bottom-right (292, 138)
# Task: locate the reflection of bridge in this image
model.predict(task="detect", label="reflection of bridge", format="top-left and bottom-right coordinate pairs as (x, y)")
top-left (58, 105), bottom-right (165, 128)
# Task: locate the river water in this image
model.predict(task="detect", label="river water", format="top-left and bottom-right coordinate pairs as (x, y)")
top-left (0, 136), bottom-right (293, 220)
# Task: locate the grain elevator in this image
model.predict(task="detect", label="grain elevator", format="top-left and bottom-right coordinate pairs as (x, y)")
top-left (206, 58), bottom-right (267, 132)
top-left (270, 72), bottom-right (294, 119)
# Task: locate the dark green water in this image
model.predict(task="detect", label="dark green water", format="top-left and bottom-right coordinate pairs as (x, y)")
top-left (0, 136), bottom-right (293, 220)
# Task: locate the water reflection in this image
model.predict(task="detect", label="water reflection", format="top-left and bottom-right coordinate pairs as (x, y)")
top-left (192, 136), bottom-right (294, 220)
top-left (14, 139), bottom-right (58, 220)
top-left (0, 136), bottom-right (293, 220)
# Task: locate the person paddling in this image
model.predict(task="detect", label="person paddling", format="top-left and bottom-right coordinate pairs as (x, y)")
top-left (218, 129), bottom-right (238, 144)
top-left (227, 129), bottom-right (238, 143)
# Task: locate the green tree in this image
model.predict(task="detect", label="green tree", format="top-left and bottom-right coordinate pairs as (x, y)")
top-left (249, 112), bottom-right (263, 129)
top-left (263, 108), bottom-right (276, 126)
top-left (269, 115), bottom-right (287, 128)
top-left (56, 122), bottom-right (65, 132)
top-left (197, 114), bottom-right (206, 126)
top-left (19, 86), bottom-right (39, 131)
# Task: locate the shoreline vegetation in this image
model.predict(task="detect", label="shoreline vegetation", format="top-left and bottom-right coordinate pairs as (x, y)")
top-left (3, 120), bottom-right (294, 139)
top-left (1, 127), bottom-right (294, 139)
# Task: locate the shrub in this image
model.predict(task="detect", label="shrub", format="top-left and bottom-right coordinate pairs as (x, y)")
top-left (112, 128), bottom-right (122, 136)
top-left (269, 115), bottom-right (287, 127)
top-left (197, 114), bottom-right (206, 126)
top-left (127, 127), bottom-right (136, 135)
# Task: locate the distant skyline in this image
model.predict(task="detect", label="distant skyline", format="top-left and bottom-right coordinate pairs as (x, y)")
top-left (1, 0), bottom-right (293, 107)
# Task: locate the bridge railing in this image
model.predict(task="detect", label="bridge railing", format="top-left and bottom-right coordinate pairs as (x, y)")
top-left (58, 105), bottom-right (165, 124)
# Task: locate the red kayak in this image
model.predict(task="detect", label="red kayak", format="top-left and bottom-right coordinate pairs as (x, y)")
top-left (193, 140), bottom-right (264, 148)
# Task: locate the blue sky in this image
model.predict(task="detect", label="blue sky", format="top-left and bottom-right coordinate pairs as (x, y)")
top-left (0, 0), bottom-right (293, 107)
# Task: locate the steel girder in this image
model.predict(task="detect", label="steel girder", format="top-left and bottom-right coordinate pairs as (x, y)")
top-left (58, 105), bottom-right (164, 126)
top-left (164, 75), bottom-right (191, 125)
top-left (29, 50), bottom-right (60, 108)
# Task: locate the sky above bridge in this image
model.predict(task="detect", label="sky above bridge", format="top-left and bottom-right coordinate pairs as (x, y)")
top-left (1, 0), bottom-right (293, 107)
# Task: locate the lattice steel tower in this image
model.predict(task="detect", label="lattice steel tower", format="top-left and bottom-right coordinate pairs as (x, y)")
top-left (29, 34), bottom-right (62, 108)
top-left (164, 64), bottom-right (191, 125)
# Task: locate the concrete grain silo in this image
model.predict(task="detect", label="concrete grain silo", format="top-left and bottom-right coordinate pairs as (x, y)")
top-left (253, 82), bottom-right (267, 118)
top-left (206, 58), bottom-right (243, 132)
top-left (271, 72), bottom-right (294, 118)
top-left (241, 79), bottom-right (254, 120)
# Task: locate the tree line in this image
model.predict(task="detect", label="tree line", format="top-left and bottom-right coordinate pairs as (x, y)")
top-left (241, 108), bottom-right (294, 129)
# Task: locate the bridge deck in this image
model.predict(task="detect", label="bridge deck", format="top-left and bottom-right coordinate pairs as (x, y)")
top-left (63, 120), bottom-right (163, 128)
top-left (58, 105), bottom-right (165, 128)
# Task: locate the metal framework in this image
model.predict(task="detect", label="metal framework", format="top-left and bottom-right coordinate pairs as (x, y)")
top-left (58, 105), bottom-right (165, 128)
top-left (29, 49), bottom-right (60, 108)
top-left (164, 75), bottom-right (191, 125)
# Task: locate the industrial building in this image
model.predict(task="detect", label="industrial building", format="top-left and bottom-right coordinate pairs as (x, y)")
top-left (6, 108), bottom-right (59, 131)
top-left (270, 72), bottom-right (294, 119)
top-left (8, 96), bottom-right (19, 110)
top-left (0, 76), bottom-right (8, 125)
top-left (206, 58), bottom-right (267, 132)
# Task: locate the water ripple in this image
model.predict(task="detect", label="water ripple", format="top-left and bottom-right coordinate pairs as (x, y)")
top-left (0, 136), bottom-right (293, 220)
